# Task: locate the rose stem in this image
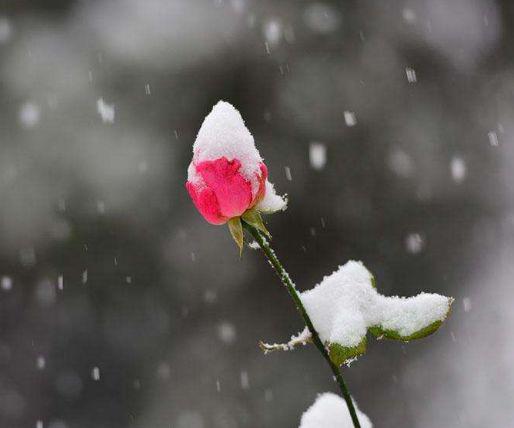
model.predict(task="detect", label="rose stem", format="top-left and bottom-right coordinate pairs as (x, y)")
top-left (243, 222), bottom-right (361, 428)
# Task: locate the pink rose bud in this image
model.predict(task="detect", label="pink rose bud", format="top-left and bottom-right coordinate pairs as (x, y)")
top-left (186, 101), bottom-right (286, 225)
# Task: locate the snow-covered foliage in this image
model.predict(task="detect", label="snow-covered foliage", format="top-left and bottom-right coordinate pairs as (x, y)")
top-left (299, 393), bottom-right (372, 428)
top-left (300, 261), bottom-right (453, 364)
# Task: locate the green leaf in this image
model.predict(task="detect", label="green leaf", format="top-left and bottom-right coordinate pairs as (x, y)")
top-left (328, 338), bottom-right (367, 366)
top-left (228, 217), bottom-right (244, 256)
top-left (368, 299), bottom-right (453, 342)
top-left (242, 208), bottom-right (271, 238)
top-left (369, 298), bottom-right (453, 342)
top-left (371, 275), bottom-right (377, 289)
top-left (369, 320), bottom-right (445, 342)
top-left (276, 262), bottom-right (453, 365)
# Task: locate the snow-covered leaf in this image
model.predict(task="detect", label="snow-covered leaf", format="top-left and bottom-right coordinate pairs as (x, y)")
top-left (299, 261), bottom-right (453, 365)
top-left (329, 338), bottom-right (367, 367)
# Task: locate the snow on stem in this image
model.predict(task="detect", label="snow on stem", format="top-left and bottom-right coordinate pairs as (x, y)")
top-left (259, 327), bottom-right (312, 353)
top-left (242, 222), bottom-right (362, 428)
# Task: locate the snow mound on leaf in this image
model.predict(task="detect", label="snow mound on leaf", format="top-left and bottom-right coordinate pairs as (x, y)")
top-left (299, 393), bottom-right (372, 428)
top-left (301, 261), bottom-right (452, 347)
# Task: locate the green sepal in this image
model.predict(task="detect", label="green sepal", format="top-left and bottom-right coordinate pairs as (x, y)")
top-left (242, 208), bottom-right (271, 238)
top-left (228, 217), bottom-right (244, 256)
top-left (328, 337), bottom-right (367, 366)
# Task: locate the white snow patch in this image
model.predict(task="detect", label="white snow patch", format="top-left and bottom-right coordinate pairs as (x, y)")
top-left (192, 101), bottom-right (261, 174)
top-left (405, 233), bottom-right (424, 254)
top-left (343, 111), bottom-right (357, 127)
top-left (19, 102), bottom-right (41, 128)
top-left (91, 366), bottom-right (100, 381)
top-left (299, 392), bottom-right (372, 428)
top-left (256, 181), bottom-right (287, 213)
top-left (96, 98), bottom-right (115, 123)
top-left (190, 101), bottom-right (286, 211)
top-left (217, 321), bottom-right (236, 344)
top-left (284, 166), bottom-right (292, 181)
top-left (488, 131), bottom-right (499, 146)
top-left (451, 157), bottom-right (467, 183)
top-left (37, 356), bottom-right (46, 370)
top-left (301, 261), bottom-right (451, 347)
top-left (190, 101), bottom-right (262, 193)
top-left (292, 327), bottom-right (311, 344)
top-left (263, 19), bottom-right (282, 46)
top-left (261, 327), bottom-right (312, 353)
top-left (309, 143), bottom-right (327, 170)
top-left (248, 240), bottom-right (260, 250)
top-left (405, 67), bottom-right (417, 83)
top-left (1, 276), bottom-right (13, 291)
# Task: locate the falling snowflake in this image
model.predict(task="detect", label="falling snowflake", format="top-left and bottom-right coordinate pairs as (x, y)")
top-left (344, 111), bottom-right (357, 127)
top-left (96, 98), bottom-right (115, 123)
top-left (405, 233), bottom-right (424, 254)
top-left (19, 102), bottom-right (41, 128)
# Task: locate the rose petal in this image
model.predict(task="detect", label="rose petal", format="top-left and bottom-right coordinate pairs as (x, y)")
top-left (196, 157), bottom-right (253, 219)
top-left (186, 180), bottom-right (227, 225)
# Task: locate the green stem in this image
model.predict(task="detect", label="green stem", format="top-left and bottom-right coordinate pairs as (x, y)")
top-left (243, 222), bottom-right (361, 428)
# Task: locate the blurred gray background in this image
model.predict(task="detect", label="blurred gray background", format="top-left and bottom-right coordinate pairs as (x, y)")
top-left (1, 0), bottom-right (513, 427)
